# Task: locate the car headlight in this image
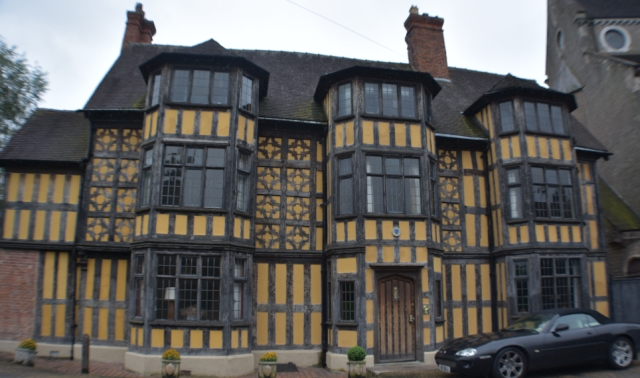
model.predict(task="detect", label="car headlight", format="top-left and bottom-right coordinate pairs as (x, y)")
top-left (455, 348), bottom-right (478, 357)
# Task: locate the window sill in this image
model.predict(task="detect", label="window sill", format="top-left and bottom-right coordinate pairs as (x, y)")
top-left (523, 130), bottom-right (568, 138)
top-left (164, 102), bottom-right (233, 111)
top-left (335, 321), bottom-right (358, 328)
top-left (497, 130), bottom-right (520, 138)
top-left (149, 320), bottom-right (225, 327)
top-left (230, 321), bottom-right (252, 327)
top-left (533, 218), bottom-right (582, 224)
top-left (129, 318), bottom-right (144, 325)
top-left (334, 114), bottom-right (356, 123)
top-left (334, 214), bottom-right (357, 221)
top-left (233, 209), bottom-right (252, 217)
top-left (154, 206), bottom-right (228, 214)
top-left (238, 107), bottom-right (256, 118)
top-left (361, 114), bottom-right (421, 123)
top-left (362, 213), bottom-right (428, 220)
top-left (505, 218), bottom-right (529, 225)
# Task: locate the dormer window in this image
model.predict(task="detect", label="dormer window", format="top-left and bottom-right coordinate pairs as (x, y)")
top-left (524, 102), bottom-right (564, 135)
top-left (169, 69), bottom-right (230, 105)
top-left (364, 83), bottom-right (416, 118)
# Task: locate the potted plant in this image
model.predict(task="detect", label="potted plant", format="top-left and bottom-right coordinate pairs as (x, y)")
top-left (161, 349), bottom-right (181, 378)
top-left (14, 338), bottom-right (37, 366)
top-left (347, 346), bottom-right (366, 378)
top-left (258, 351), bottom-right (278, 378)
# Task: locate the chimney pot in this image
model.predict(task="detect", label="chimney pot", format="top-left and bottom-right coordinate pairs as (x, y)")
top-left (404, 7), bottom-right (450, 79)
top-left (122, 3), bottom-right (156, 50)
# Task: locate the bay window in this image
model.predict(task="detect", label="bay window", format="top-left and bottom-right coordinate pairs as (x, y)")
top-left (236, 151), bottom-right (251, 212)
top-left (366, 155), bottom-right (421, 214)
top-left (364, 82), bottom-right (416, 118)
top-left (337, 83), bottom-right (352, 117)
top-left (524, 102), bottom-right (565, 134)
top-left (169, 69), bottom-right (230, 105)
top-left (506, 167), bottom-right (523, 218)
top-left (338, 157), bottom-right (353, 215)
top-left (532, 167), bottom-right (574, 218)
top-left (541, 258), bottom-right (581, 309)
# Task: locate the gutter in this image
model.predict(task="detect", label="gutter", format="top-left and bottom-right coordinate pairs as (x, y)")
top-left (574, 146), bottom-right (611, 155)
top-left (259, 116), bottom-right (327, 125)
top-left (434, 133), bottom-right (488, 141)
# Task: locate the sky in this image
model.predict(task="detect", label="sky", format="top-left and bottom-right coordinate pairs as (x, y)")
top-left (0, 0), bottom-right (548, 111)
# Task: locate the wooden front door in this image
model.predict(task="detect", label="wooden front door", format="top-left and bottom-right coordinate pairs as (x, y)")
top-left (378, 275), bottom-right (416, 362)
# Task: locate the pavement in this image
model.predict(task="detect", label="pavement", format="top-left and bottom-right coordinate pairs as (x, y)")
top-left (0, 351), bottom-right (639, 378)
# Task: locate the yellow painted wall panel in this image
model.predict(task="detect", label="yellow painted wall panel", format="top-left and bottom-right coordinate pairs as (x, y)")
top-left (316, 227), bottom-right (323, 250)
top-left (436, 326), bottom-right (444, 343)
top-left (55, 304), bottom-right (66, 337)
top-left (193, 216), bottom-right (207, 236)
top-left (316, 171), bottom-right (323, 194)
top-left (275, 264), bottom-right (287, 304)
top-left (98, 307), bottom-right (109, 340)
top-left (596, 301), bottom-right (609, 317)
top-left (156, 214), bottom-right (169, 234)
top-left (199, 111), bottom-right (213, 136)
top-left (560, 226), bottom-right (570, 243)
top-left (400, 247), bottom-right (411, 262)
top-left (589, 220), bottom-right (598, 249)
top-left (535, 224), bottom-right (545, 242)
top-left (365, 220), bottom-right (377, 240)
top-left (41, 304), bottom-right (52, 336)
top-left (275, 313), bottom-right (286, 345)
top-left (335, 123), bottom-right (344, 148)
top-left (116, 259), bottom-right (127, 301)
top-left (347, 221), bottom-right (356, 241)
top-left (99, 260), bottom-right (111, 300)
top-left (336, 222), bottom-right (345, 242)
top-left (293, 313), bottom-right (304, 345)
top-left (500, 138), bottom-right (510, 160)
top-left (311, 312), bottom-right (322, 345)
top-left (56, 252), bottom-right (68, 299)
top-left (171, 330), bottom-right (184, 348)
top-left (151, 112), bottom-right (158, 136)
top-left (257, 312), bottom-right (268, 345)
top-left (190, 330), bottom-right (203, 349)
top-left (247, 119), bottom-right (255, 144)
top-left (345, 121), bottom-right (354, 146)
top-left (382, 221), bottom-right (393, 239)
top-left (311, 264), bottom-right (322, 304)
top-left (539, 138), bottom-right (549, 158)
top-left (365, 245), bottom-right (377, 263)
top-left (43, 252), bottom-right (55, 299)
top-left (164, 109), bottom-right (178, 134)
top-left (399, 221), bottom-right (410, 241)
top-left (465, 214), bottom-right (476, 247)
top-left (585, 185), bottom-right (594, 214)
top-left (144, 114), bottom-right (151, 139)
top-left (572, 225), bottom-right (581, 242)
top-left (383, 246), bottom-right (394, 263)
top-left (453, 308), bottom-right (463, 338)
top-left (480, 215), bottom-right (489, 247)
top-left (257, 264), bottom-right (269, 304)
top-left (115, 309), bottom-right (125, 341)
top-left (83, 307), bottom-right (92, 338)
top-left (3, 209), bottom-right (15, 239)
top-left (181, 111), bottom-right (195, 135)
top-left (65, 212), bottom-right (77, 242)
top-left (49, 211), bottom-right (61, 241)
top-left (212, 216), bottom-right (225, 236)
top-left (366, 268), bottom-right (373, 293)
top-left (337, 257), bottom-right (357, 273)
top-left (594, 261), bottom-right (607, 296)
top-left (363, 121), bottom-right (374, 144)
top-left (562, 139), bottom-right (572, 161)
top-left (338, 330), bottom-right (357, 348)
top-left (143, 214), bottom-right (149, 234)
top-left (368, 330), bottom-right (374, 348)
top-left (511, 136), bottom-right (521, 158)
top-left (85, 259), bottom-right (95, 300)
top-left (151, 329), bottom-right (164, 348)
top-left (7, 173), bottom-right (20, 201)
top-left (394, 123), bottom-right (406, 147)
top-left (237, 115), bottom-right (246, 141)
top-left (461, 151), bottom-right (472, 169)
top-left (550, 139), bottom-right (561, 159)
top-left (481, 264), bottom-right (491, 300)
top-left (479, 176), bottom-right (487, 207)
top-left (452, 265), bottom-right (461, 301)
top-left (434, 256), bottom-right (441, 273)
top-left (422, 268), bottom-right (429, 292)
top-left (293, 264), bottom-right (304, 304)
top-left (415, 221), bottom-right (426, 241)
top-left (410, 124), bottom-right (422, 148)
top-left (210, 330), bottom-right (223, 349)
top-left (18, 209), bottom-right (30, 240)
top-left (241, 329), bottom-right (248, 348)
top-left (23, 173), bottom-right (35, 202)
top-left (463, 176), bottom-right (475, 207)
top-left (378, 122), bottom-right (390, 145)
top-left (466, 264), bottom-right (477, 301)
top-left (520, 225), bottom-right (529, 243)
top-left (483, 307), bottom-right (492, 333)
top-left (416, 247), bottom-right (427, 263)
top-left (217, 112), bottom-right (230, 137)
top-left (175, 214), bottom-right (187, 235)
top-left (526, 136), bottom-right (537, 157)
top-left (34, 210), bottom-right (46, 240)
top-left (37, 174), bottom-right (50, 203)
top-left (508, 226), bottom-right (517, 244)
top-left (366, 299), bottom-right (374, 323)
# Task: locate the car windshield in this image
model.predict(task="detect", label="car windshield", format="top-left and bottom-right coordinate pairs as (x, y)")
top-left (504, 313), bottom-right (555, 332)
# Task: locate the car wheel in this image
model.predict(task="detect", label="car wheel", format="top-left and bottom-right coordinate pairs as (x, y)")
top-left (492, 347), bottom-right (527, 378)
top-left (608, 337), bottom-right (634, 370)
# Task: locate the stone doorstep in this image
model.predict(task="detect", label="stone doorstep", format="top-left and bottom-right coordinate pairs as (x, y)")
top-left (366, 362), bottom-right (447, 378)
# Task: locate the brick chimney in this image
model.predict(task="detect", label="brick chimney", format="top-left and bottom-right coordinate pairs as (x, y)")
top-left (404, 6), bottom-right (449, 79)
top-left (121, 3), bottom-right (156, 50)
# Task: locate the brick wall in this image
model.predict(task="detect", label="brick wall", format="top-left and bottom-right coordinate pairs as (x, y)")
top-left (0, 249), bottom-right (38, 340)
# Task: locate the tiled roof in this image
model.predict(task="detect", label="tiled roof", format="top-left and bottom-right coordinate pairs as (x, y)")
top-left (569, 116), bottom-right (609, 152)
top-left (0, 109), bottom-right (89, 164)
top-left (575, 0), bottom-right (640, 18)
top-left (599, 177), bottom-right (640, 231)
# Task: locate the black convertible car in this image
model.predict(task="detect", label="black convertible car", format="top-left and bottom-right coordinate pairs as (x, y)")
top-left (435, 309), bottom-right (640, 378)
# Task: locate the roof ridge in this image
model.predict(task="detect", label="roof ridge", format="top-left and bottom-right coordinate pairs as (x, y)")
top-left (231, 48), bottom-right (408, 65)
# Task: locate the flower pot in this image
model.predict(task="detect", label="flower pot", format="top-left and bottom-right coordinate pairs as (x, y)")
top-left (258, 361), bottom-right (277, 378)
top-left (348, 360), bottom-right (366, 378)
top-left (14, 348), bottom-right (37, 366)
top-left (161, 359), bottom-right (181, 378)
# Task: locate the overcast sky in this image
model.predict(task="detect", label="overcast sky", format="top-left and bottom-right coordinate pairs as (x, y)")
top-left (0, 0), bottom-right (547, 110)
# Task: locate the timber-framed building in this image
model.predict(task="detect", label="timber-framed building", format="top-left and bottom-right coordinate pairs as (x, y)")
top-left (0, 4), bottom-right (612, 376)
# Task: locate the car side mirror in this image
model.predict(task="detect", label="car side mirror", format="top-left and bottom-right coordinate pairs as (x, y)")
top-left (554, 324), bottom-right (569, 333)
